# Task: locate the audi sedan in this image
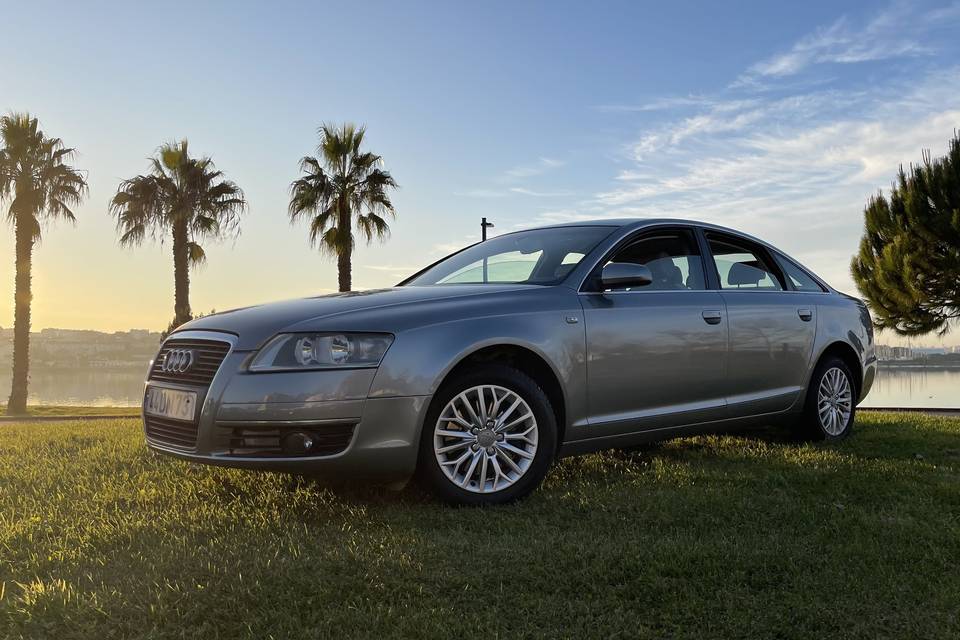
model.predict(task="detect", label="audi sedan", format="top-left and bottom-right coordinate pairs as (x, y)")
top-left (142, 219), bottom-right (876, 505)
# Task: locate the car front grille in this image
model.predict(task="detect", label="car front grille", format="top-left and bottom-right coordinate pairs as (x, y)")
top-left (148, 338), bottom-right (231, 386)
top-left (146, 336), bottom-right (232, 450)
top-left (225, 423), bottom-right (356, 457)
top-left (144, 415), bottom-right (200, 449)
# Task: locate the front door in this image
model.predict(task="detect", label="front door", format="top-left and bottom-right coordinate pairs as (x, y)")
top-left (581, 227), bottom-right (728, 436)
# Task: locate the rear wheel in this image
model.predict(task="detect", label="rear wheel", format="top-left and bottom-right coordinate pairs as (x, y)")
top-left (801, 356), bottom-right (856, 441)
top-left (418, 364), bottom-right (557, 505)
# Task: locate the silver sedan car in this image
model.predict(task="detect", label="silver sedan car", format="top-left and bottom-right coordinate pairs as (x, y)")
top-left (142, 219), bottom-right (876, 505)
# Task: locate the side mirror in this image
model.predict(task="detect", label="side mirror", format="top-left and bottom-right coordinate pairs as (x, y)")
top-left (600, 263), bottom-right (653, 289)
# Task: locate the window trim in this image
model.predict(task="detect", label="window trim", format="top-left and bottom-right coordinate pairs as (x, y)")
top-left (703, 230), bottom-right (789, 293)
top-left (579, 224), bottom-right (709, 294)
top-left (773, 251), bottom-right (829, 293)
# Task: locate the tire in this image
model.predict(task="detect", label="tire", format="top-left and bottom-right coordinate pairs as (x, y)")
top-left (800, 356), bottom-right (857, 441)
top-left (417, 363), bottom-right (558, 506)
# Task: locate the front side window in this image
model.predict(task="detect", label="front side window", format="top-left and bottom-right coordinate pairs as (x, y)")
top-left (602, 229), bottom-right (706, 291)
top-left (775, 254), bottom-right (826, 292)
top-left (404, 226), bottom-right (615, 286)
top-left (708, 235), bottom-right (784, 291)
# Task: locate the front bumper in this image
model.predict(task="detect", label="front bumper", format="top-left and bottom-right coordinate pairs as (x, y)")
top-left (144, 331), bottom-right (430, 480)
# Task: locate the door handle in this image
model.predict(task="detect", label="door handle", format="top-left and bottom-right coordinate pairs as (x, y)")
top-left (701, 310), bottom-right (723, 325)
top-left (798, 308), bottom-right (813, 321)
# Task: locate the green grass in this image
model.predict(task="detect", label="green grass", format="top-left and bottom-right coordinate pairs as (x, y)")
top-left (1, 413), bottom-right (958, 639)
top-left (0, 405), bottom-right (140, 418)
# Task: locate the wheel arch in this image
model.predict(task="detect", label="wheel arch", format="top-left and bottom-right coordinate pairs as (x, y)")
top-left (433, 343), bottom-right (568, 446)
top-left (812, 341), bottom-right (863, 399)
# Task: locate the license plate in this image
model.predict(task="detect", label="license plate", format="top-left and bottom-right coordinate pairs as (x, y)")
top-left (144, 386), bottom-right (198, 422)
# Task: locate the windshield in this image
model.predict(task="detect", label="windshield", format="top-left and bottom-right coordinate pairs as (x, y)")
top-left (404, 226), bottom-right (615, 286)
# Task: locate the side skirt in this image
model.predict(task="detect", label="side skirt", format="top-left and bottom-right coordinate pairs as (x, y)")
top-left (557, 409), bottom-right (799, 458)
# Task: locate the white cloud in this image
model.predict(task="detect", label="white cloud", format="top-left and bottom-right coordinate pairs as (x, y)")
top-left (734, 2), bottom-right (957, 86)
top-left (501, 157), bottom-right (565, 180)
top-left (473, 3), bottom-right (960, 316)
top-left (587, 60), bottom-right (960, 298)
top-left (594, 96), bottom-right (713, 113)
top-left (632, 106), bottom-right (766, 158)
top-left (459, 185), bottom-right (574, 198)
top-left (460, 157), bottom-right (569, 200)
top-left (509, 187), bottom-right (575, 197)
top-left (457, 188), bottom-right (508, 199)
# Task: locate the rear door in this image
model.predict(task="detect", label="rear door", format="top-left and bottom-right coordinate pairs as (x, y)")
top-left (580, 227), bottom-right (728, 436)
top-left (703, 231), bottom-right (817, 416)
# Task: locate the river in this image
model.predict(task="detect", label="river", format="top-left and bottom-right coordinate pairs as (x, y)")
top-left (1, 365), bottom-right (958, 409)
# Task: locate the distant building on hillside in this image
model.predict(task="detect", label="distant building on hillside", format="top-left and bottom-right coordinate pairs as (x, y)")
top-left (876, 345), bottom-right (915, 361)
top-left (0, 327), bottom-right (162, 370)
top-left (0, 326), bottom-right (11, 364)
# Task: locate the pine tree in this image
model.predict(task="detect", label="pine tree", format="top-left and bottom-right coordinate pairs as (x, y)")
top-left (851, 132), bottom-right (960, 336)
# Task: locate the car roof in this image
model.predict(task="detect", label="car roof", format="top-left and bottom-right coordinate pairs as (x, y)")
top-left (529, 218), bottom-right (763, 242)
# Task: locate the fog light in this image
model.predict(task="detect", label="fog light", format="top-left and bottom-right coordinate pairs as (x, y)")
top-left (282, 431), bottom-right (315, 454)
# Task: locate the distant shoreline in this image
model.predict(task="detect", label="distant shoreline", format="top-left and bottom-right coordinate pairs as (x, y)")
top-left (878, 361), bottom-right (960, 369)
top-left (3, 364), bottom-right (151, 373)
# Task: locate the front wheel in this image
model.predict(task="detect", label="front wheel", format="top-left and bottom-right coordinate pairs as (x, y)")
top-left (801, 356), bottom-right (857, 441)
top-left (417, 364), bottom-right (557, 505)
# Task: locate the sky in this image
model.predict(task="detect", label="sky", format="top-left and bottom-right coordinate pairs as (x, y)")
top-left (2, 0), bottom-right (959, 346)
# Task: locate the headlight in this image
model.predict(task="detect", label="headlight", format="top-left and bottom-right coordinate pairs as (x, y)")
top-left (248, 333), bottom-right (394, 371)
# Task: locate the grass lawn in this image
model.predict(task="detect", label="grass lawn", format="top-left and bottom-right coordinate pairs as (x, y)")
top-left (0, 405), bottom-right (140, 418)
top-left (1, 413), bottom-right (958, 639)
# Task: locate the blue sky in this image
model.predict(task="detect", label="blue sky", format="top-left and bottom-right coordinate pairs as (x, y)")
top-left (2, 0), bottom-right (959, 345)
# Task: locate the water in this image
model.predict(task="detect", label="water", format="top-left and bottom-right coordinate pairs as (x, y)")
top-left (0, 368), bottom-right (147, 407)
top-left (0, 366), bottom-right (957, 408)
top-left (859, 367), bottom-right (960, 409)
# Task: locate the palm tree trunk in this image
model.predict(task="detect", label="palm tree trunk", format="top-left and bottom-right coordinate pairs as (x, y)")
top-left (337, 248), bottom-right (352, 292)
top-left (337, 208), bottom-right (352, 292)
top-left (172, 219), bottom-right (192, 328)
top-left (7, 218), bottom-right (33, 415)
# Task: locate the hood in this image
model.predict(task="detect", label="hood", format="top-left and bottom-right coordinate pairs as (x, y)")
top-left (174, 284), bottom-right (534, 350)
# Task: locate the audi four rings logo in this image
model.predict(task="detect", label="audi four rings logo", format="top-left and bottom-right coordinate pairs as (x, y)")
top-left (161, 349), bottom-right (195, 374)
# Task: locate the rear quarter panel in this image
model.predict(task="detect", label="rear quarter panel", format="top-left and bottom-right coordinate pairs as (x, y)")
top-left (809, 293), bottom-right (876, 403)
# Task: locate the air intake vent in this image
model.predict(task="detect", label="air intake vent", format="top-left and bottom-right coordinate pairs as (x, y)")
top-left (145, 415), bottom-right (199, 449)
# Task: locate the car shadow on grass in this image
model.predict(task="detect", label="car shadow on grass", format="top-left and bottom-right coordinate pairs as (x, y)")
top-left (192, 412), bottom-right (959, 510)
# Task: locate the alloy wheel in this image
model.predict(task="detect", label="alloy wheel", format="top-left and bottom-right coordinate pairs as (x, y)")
top-left (817, 367), bottom-right (853, 436)
top-left (433, 384), bottom-right (539, 493)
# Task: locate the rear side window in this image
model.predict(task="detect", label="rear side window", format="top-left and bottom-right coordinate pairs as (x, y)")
top-left (707, 234), bottom-right (784, 291)
top-left (603, 229), bottom-right (706, 291)
top-left (775, 254), bottom-right (826, 292)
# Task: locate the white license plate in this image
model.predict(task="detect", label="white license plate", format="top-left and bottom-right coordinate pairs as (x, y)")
top-left (144, 386), bottom-right (198, 422)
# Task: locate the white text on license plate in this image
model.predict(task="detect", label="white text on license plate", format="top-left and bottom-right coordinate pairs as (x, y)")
top-left (145, 387), bottom-right (197, 422)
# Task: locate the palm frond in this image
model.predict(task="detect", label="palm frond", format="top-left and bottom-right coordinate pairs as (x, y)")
top-left (319, 223), bottom-right (353, 256)
top-left (289, 123), bottom-right (398, 282)
top-left (0, 112), bottom-right (87, 238)
top-left (186, 241), bottom-right (207, 267)
top-left (356, 212), bottom-right (390, 243)
top-left (111, 138), bottom-right (245, 250)
top-left (289, 156), bottom-right (332, 222)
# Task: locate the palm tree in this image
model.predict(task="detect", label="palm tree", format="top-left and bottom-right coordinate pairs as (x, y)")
top-left (289, 123), bottom-right (398, 291)
top-left (1, 113), bottom-right (87, 415)
top-left (110, 140), bottom-right (245, 330)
